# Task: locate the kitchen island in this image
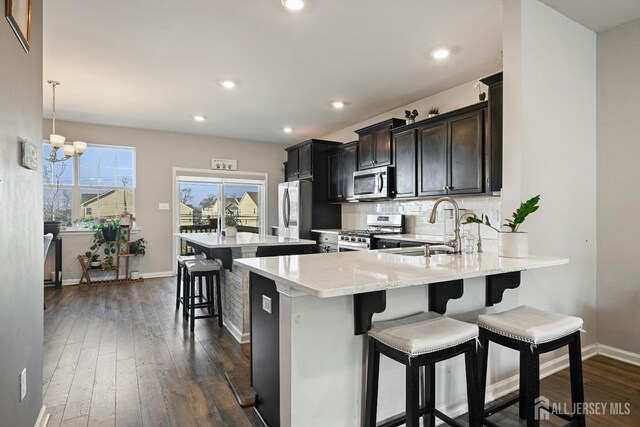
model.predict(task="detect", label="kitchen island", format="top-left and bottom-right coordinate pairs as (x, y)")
top-left (236, 249), bottom-right (568, 427)
top-left (175, 232), bottom-right (315, 342)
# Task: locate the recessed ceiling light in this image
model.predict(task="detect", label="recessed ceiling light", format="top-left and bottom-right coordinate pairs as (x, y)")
top-left (283, 127), bottom-right (293, 133)
top-left (194, 115), bottom-right (205, 122)
top-left (431, 48), bottom-right (450, 60)
top-left (220, 80), bottom-right (236, 89)
top-left (282, 0), bottom-right (304, 11)
top-left (331, 101), bottom-right (345, 109)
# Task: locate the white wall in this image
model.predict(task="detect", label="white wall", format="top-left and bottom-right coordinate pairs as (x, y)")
top-left (43, 119), bottom-right (286, 282)
top-left (596, 17), bottom-right (640, 353)
top-left (0, 0), bottom-right (44, 424)
top-left (502, 0), bottom-right (597, 349)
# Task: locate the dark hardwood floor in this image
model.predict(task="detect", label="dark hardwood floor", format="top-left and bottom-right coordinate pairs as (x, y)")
top-left (44, 278), bottom-right (639, 426)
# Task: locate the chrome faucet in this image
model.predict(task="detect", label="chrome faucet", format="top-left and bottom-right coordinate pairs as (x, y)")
top-left (428, 197), bottom-right (462, 254)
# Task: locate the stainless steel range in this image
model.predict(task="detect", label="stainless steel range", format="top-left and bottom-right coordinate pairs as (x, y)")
top-left (338, 214), bottom-right (403, 251)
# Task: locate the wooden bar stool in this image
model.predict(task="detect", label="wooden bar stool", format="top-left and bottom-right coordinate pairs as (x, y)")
top-left (176, 253), bottom-right (206, 317)
top-left (477, 305), bottom-right (585, 427)
top-left (184, 259), bottom-right (223, 333)
top-left (364, 312), bottom-right (480, 427)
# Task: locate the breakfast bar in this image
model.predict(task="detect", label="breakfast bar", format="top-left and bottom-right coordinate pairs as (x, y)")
top-left (175, 232), bottom-right (315, 342)
top-left (236, 249), bottom-right (569, 427)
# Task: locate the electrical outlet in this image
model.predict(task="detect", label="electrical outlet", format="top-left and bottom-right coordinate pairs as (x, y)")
top-left (262, 295), bottom-right (272, 314)
top-left (20, 368), bottom-right (26, 402)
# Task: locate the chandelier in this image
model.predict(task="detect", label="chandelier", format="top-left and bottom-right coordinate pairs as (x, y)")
top-left (47, 80), bottom-right (87, 163)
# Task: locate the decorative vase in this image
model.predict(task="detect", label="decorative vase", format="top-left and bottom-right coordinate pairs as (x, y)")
top-left (44, 220), bottom-right (62, 238)
top-left (405, 118), bottom-right (414, 125)
top-left (225, 226), bottom-right (238, 237)
top-left (499, 232), bottom-right (529, 258)
top-left (102, 227), bottom-right (118, 241)
top-left (428, 113), bottom-right (438, 118)
top-left (479, 92), bottom-right (487, 101)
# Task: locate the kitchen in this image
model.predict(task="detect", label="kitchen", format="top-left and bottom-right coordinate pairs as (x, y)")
top-left (0, 1), bottom-right (640, 425)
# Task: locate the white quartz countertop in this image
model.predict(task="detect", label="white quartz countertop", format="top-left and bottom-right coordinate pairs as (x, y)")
top-left (235, 249), bottom-right (569, 298)
top-left (175, 232), bottom-right (316, 248)
top-left (311, 229), bottom-right (342, 234)
top-left (373, 233), bottom-right (445, 243)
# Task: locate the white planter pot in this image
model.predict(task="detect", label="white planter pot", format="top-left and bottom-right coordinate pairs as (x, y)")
top-left (225, 226), bottom-right (238, 237)
top-left (90, 261), bottom-right (102, 268)
top-left (499, 232), bottom-right (529, 258)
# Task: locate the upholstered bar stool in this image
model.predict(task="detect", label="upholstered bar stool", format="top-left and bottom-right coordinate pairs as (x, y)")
top-left (477, 305), bottom-right (585, 427)
top-left (364, 312), bottom-right (480, 427)
top-left (176, 253), bottom-right (206, 316)
top-left (184, 259), bottom-right (223, 332)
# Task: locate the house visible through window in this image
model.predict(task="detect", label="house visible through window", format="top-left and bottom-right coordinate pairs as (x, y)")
top-left (43, 143), bottom-right (136, 223)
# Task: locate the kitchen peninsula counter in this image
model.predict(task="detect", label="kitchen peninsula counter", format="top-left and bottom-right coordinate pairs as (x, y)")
top-left (235, 249), bottom-right (569, 427)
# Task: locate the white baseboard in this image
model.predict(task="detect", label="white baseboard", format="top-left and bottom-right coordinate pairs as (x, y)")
top-left (597, 343), bottom-right (640, 366)
top-left (224, 319), bottom-right (250, 344)
top-left (55, 271), bottom-right (175, 286)
top-left (34, 405), bottom-right (49, 427)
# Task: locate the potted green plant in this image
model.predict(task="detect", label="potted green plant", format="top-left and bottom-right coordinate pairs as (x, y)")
top-left (129, 238), bottom-right (147, 256)
top-left (404, 109), bottom-right (419, 125)
top-left (428, 107), bottom-right (440, 118)
top-left (91, 226), bottom-right (118, 269)
top-left (475, 80), bottom-right (487, 101)
top-left (465, 195), bottom-right (540, 258)
top-left (225, 215), bottom-right (239, 237)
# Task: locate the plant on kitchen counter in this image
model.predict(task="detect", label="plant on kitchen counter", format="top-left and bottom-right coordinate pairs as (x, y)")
top-left (464, 194), bottom-right (541, 232)
top-left (404, 109), bottom-right (419, 124)
top-left (224, 214), bottom-right (240, 237)
top-left (428, 107), bottom-right (440, 117)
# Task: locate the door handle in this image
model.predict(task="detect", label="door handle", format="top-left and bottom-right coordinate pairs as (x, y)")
top-left (283, 188), bottom-right (290, 227)
top-left (377, 173), bottom-right (384, 193)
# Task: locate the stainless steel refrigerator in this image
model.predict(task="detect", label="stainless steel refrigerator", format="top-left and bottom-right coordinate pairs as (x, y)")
top-left (278, 180), bottom-right (312, 239)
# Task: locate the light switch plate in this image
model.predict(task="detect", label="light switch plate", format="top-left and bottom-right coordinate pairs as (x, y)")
top-left (159, 203), bottom-right (169, 210)
top-left (262, 295), bottom-right (272, 314)
top-left (20, 138), bottom-right (37, 170)
top-left (211, 158), bottom-right (238, 171)
top-left (20, 368), bottom-right (26, 402)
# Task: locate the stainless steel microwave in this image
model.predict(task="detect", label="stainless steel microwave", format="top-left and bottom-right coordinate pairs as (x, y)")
top-left (353, 166), bottom-right (394, 200)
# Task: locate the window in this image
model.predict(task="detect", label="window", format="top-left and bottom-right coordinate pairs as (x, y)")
top-left (43, 143), bottom-right (136, 222)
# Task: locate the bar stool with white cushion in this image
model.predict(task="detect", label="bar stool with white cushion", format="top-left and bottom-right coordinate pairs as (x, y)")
top-left (184, 259), bottom-right (223, 333)
top-left (176, 253), bottom-right (206, 314)
top-left (364, 312), bottom-right (480, 427)
top-left (477, 305), bottom-right (585, 427)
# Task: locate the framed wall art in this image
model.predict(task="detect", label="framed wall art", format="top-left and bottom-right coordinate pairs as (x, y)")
top-left (5, 0), bottom-right (31, 52)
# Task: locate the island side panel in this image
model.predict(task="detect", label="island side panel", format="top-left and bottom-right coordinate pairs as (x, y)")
top-left (221, 247), bottom-right (257, 342)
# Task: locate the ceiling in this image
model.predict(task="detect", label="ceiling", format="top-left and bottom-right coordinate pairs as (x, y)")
top-left (43, 0), bottom-right (503, 143)
top-left (44, 1), bottom-right (640, 144)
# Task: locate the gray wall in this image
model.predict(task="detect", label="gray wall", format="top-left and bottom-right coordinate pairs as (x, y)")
top-left (43, 119), bottom-right (286, 281)
top-left (0, 0), bottom-right (44, 425)
top-left (596, 17), bottom-right (640, 353)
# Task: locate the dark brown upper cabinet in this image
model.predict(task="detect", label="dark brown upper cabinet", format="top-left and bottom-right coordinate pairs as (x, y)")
top-left (448, 109), bottom-right (484, 195)
top-left (286, 139), bottom-right (341, 181)
top-left (393, 129), bottom-right (418, 199)
top-left (328, 141), bottom-right (358, 202)
top-left (417, 120), bottom-right (448, 197)
top-left (480, 71), bottom-right (503, 193)
top-left (355, 119), bottom-right (406, 170)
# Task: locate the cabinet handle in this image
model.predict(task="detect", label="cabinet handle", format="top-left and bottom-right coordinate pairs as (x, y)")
top-left (449, 186), bottom-right (454, 190)
top-left (442, 186), bottom-right (447, 190)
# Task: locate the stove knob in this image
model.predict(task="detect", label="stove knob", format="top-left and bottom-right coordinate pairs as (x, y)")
top-left (359, 238), bottom-right (365, 243)
top-left (351, 237), bottom-right (356, 242)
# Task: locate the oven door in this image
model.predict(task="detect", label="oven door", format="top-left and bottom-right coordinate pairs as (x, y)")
top-left (353, 166), bottom-right (392, 200)
top-left (338, 246), bottom-right (361, 252)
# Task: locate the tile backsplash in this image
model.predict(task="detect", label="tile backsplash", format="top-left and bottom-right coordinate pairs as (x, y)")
top-left (342, 196), bottom-right (502, 241)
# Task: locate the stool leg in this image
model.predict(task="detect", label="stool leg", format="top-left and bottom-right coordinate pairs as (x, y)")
top-left (519, 350), bottom-right (527, 419)
top-left (523, 345), bottom-right (540, 427)
top-left (215, 271), bottom-right (223, 328)
top-left (423, 364), bottom-right (435, 427)
top-left (176, 263), bottom-right (182, 310)
top-left (190, 274), bottom-right (197, 333)
top-left (464, 341), bottom-right (479, 427)
top-left (183, 270), bottom-right (190, 321)
top-left (477, 330), bottom-right (489, 419)
top-left (568, 332), bottom-right (586, 426)
top-left (406, 360), bottom-right (420, 427)
top-left (198, 276), bottom-right (204, 303)
top-left (364, 338), bottom-right (380, 427)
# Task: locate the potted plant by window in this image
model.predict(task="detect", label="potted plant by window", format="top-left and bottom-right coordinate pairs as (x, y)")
top-left (404, 109), bottom-right (419, 125)
top-left (225, 215), bottom-right (239, 237)
top-left (465, 195), bottom-right (540, 258)
top-left (85, 251), bottom-right (102, 269)
top-left (129, 238), bottom-right (147, 256)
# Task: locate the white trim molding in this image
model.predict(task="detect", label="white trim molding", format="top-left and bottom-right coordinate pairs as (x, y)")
top-left (597, 343), bottom-right (640, 366)
top-left (224, 319), bottom-right (250, 344)
top-left (35, 405), bottom-right (49, 427)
